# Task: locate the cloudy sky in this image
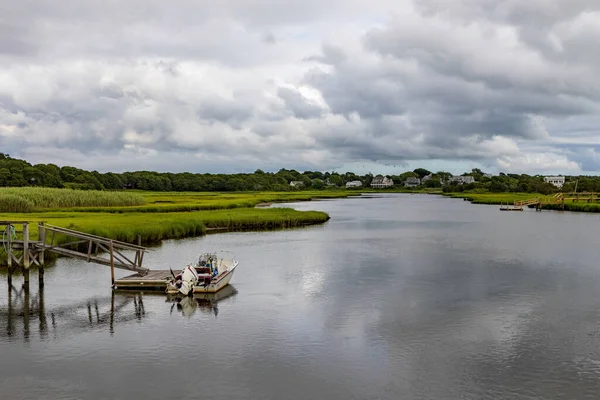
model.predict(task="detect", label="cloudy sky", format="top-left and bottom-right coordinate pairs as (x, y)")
top-left (1, 0), bottom-right (599, 175)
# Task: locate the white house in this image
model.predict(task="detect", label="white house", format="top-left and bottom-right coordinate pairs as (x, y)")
top-left (345, 180), bottom-right (362, 188)
top-left (544, 176), bottom-right (565, 188)
top-left (404, 177), bottom-right (421, 187)
top-left (421, 173), bottom-right (433, 182)
top-left (371, 176), bottom-right (394, 188)
top-left (449, 175), bottom-right (475, 185)
top-left (290, 181), bottom-right (304, 187)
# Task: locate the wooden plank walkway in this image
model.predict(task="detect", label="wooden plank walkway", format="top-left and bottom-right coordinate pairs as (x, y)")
top-left (113, 270), bottom-right (173, 290)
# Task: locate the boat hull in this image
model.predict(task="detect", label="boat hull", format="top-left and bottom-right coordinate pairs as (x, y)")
top-left (193, 263), bottom-right (237, 293)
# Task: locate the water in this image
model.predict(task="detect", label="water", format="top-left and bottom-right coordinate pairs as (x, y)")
top-left (2, 193), bottom-right (600, 399)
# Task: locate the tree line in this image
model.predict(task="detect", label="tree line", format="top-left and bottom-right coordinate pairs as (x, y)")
top-left (1, 153), bottom-right (598, 193)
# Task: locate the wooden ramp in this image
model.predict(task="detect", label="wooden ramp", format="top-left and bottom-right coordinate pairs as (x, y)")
top-left (2, 221), bottom-right (150, 289)
top-left (40, 224), bottom-right (149, 274)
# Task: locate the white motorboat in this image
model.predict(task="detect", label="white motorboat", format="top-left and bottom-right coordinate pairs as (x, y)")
top-left (166, 251), bottom-right (238, 295)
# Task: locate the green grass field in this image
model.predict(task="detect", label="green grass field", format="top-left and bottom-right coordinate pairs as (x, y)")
top-left (0, 189), bottom-right (352, 259)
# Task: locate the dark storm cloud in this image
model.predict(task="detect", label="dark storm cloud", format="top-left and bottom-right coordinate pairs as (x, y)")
top-left (197, 96), bottom-right (255, 126)
top-left (1, 0), bottom-right (599, 173)
top-left (304, 44), bottom-right (347, 65)
top-left (304, 68), bottom-right (405, 119)
top-left (277, 87), bottom-right (323, 119)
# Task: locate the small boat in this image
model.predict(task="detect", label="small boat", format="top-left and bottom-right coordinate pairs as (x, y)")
top-left (166, 251), bottom-right (238, 295)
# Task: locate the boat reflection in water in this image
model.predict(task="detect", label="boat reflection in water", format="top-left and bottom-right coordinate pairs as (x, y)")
top-left (167, 284), bottom-right (238, 318)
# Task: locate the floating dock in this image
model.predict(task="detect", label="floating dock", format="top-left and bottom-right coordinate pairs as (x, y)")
top-left (499, 206), bottom-right (523, 211)
top-left (499, 202), bottom-right (523, 211)
top-left (113, 270), bottom-right (173, 291)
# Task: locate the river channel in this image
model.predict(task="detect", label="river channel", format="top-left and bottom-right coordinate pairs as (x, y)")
top-left (2, 193), bottom-right (600, 399)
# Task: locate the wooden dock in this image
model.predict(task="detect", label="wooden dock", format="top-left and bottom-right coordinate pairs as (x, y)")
top-left (113, 270), bottom-right (173, 291)
top-left (2, 221), bottom-right (149, 290)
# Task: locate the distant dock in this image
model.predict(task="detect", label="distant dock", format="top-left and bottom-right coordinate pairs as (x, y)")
top-left (499, 202), bottom-right (523, 211)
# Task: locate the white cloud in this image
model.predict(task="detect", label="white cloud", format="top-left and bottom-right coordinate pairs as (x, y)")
top-left (0, 0), bottom-right (599, 174)
top-left (497, 152), bottom-right (581, 174)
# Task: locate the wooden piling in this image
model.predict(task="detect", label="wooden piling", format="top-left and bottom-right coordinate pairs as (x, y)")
top-left (110, 240), bottom-right (115, 286)
top-left (6, 224), bottom-right (12, 276)
top-left (38, 222), bottom-right (45, 265)
top-left (23, 223), bottom-right (29, 269)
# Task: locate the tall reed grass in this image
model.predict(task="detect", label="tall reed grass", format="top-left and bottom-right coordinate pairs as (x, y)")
top-left (0, 194), bottom-right (34, 213)
top-left (0, 187), bottom-right (146, 212)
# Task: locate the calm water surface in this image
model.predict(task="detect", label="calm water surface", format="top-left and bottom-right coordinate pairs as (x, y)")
top-left (2, 194), bottom-right (600, 399)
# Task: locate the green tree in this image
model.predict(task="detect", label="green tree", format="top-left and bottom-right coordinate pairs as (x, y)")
top-left (413, 168), bottom-right (431, 180)
top-left (312, 179), bottom-right (325, 189)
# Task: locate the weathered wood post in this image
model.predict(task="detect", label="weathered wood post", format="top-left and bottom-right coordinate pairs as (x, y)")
top-left (23, 222), bottom-right (29, 268)
top-left (110, 240), bottom-right (115, 287)
top-left (22, 222), bottom-right (30, 291)
top-left (6, 224), bottom-right (12, 282)
top-left (38, 223), bottom-right (46, 288)
top-left (137, 235), bottom-right (143, 270)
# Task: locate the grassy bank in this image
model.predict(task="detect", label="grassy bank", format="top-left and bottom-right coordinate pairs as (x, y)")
top-left (443, 192), bottom-right (543, 204)
top-left (0, 207), bottom-right (330, 245)
top-left (0, 189), bottom-right (345, 266)
top-left (445, 192), bottom-right (600, 213)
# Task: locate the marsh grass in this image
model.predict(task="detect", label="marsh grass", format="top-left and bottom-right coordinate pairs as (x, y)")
top-left (44, 190), bottom-right (360, 213)
top-left (0, 208), bottom-right (330, 247)
top-left (444, 192), bottom-right (546, 204)
top-left (0, 187), bottom-right (146, 212)
top-left (0, 194), bottom-right (35, 213)
top-left (0, 189), bottom-right (338, 265)
top-left (446, 192), bottom-right (600, 213)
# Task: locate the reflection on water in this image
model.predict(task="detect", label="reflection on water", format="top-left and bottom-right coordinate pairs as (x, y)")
top-left (0, 284), bottom-right (150, 342)
top-left (165, 285), bottom-right (238, 318)
top-left (0, 283), bottom-right (240, 343)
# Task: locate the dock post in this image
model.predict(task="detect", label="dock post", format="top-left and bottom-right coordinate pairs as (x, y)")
top-left (23, 222), bottom-right (30, 269)
top-left (23, 222), bottom-right (30, 291)
top-left (136, 235), bottom-right (143, 270)
top-left (110, 240), bottom-right (115, 287)
top-left (6, 224), bottom-right (12, 279)
top-left (38, 223), bottom-right (46, 288)
top-left (23, 269), bottom-right (30, 292)
top-left (38, 223), bottom-right (45, 265)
